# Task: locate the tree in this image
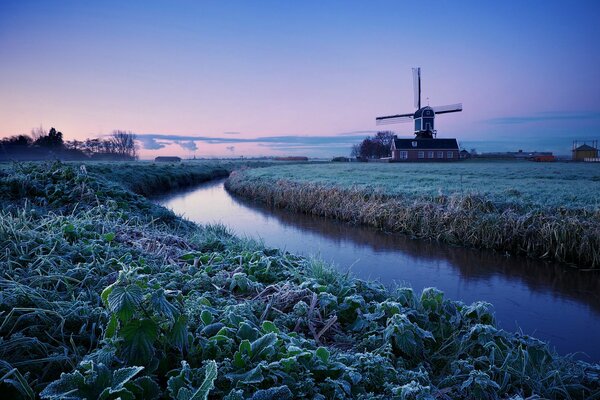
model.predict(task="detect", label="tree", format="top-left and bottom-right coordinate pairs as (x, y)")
top-left (351, 131), bottom-right (394, 159)
top-left (34, 127), bottom-right (63, 148)
top-left (1, 134), bottom-right (32, 146)
top-left (109, 130), bottom-right (138, 159)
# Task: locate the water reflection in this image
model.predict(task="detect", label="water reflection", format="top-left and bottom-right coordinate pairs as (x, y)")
top-left (157, 179), bottom-right (600, 361)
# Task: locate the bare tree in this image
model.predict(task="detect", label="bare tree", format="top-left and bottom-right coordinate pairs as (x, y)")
top-left (30, 126), bottom-right (48, 141)
top-left (109, 130), bottom-right (138, 159)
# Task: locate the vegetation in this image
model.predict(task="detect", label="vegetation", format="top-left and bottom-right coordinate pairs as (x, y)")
top-left (1, 128), bottom-right (138, 161)
top-left (350, 131), bottom-right (395, 160)
top-left (1, 162), bottom-right (599, 399)
top-left (225, 162), bottom-right (600, 268)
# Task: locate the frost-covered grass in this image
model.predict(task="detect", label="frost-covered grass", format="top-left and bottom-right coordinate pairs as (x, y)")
top-left (226, 162), bottom-right (600, 268)
top-left (1, 162), bottom-right (599, 399)
top-left (243, 160), bottom-right (600, 212)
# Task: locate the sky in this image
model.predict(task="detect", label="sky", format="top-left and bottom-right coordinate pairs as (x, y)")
top-left (1, 0), bottom-right (599, 158)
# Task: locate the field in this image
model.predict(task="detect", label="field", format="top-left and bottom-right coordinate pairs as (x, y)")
top-left (225, 161), bottom-right (600, 268)
top-left (2, 161), bottom-right (599, 399)
top-left (237, 161), bottom-right (600, 211)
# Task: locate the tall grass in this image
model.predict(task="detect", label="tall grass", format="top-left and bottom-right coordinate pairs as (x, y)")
top-left (225, 165), bottom-right (600, 268)
top-left (1, 162), bottom-right (599, 399)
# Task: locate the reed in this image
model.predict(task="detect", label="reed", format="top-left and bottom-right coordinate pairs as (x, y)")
top-left (225, 168), bottom-right (600, 268)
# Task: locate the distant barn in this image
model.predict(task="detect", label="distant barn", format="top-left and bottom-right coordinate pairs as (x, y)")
top-left (572, 142), bottom-right (598, 161)
top-left (155, 156), bottom-right (182, 162)
top-left (390, 136), bottom-right (459, 161)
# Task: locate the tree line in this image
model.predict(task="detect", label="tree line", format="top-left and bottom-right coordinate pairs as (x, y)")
top-left (0, 127), bottom-right (138, 161)
top-left (350, 131), bottom-right (395, 159)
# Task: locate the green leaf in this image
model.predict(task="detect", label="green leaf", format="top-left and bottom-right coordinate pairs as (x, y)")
top-left (170, 315), bottom-right (189, 352)
top-left (40, 370), bottom-right (85, 399)
top-left (130, 376), bottom-right (161, 400)
top-left (103, 232), bottom-right (116, 243)
top-left (237, 322), bottom-right (259, 341)
top-left (200, 310), bottom-right (214, 325)
top-left (315, 347), bottom-right (330, 364)
top-left (150, 289), bottom-right (179, 321)
top-left (250, 385), bottom-right (293, 400)
top-left (110, 366), bottom-right (144, 393)
top-left (261, 320), bottom-right (279, 334)
top-left (190, 360), bottom-right (217, 400)
top-left (107, 285), bottom-right (143, 321)
top-left (225, 363), bottom-right (264, 385)
top-left (239, 339), bottom-right (251, 356)
top-left (100, 282), bottom-right (116, 307)
top-left (250, 333), bottom-right (277, 361)
top-left (104, 314), bottom-right (119, 339)
top-left (120, 319), bottom-right (159, 364)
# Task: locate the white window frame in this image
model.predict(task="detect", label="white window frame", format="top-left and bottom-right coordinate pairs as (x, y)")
top-left (400, 151), bottom-right (408, 159)
top-left (437, 151), bottom-right (444, 158)
top-left (412, 141), bottom-right (418, 147)
top-left (418, 151), bottom-right (425, 159)
top-left (447, 151), bottom-right (454, 158)
top-left (428, 151), bottom-right (434, 158)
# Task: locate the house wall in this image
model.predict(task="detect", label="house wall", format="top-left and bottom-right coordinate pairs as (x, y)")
top-left (392, 149), bottom-right (459, 162)
top-left (573, 150), bottom-right (598, 161)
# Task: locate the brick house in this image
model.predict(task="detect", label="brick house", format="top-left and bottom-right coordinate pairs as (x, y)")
top-left (390, 137), bottom-right (460, 161)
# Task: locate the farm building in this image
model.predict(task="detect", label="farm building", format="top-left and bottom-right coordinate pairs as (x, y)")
top-left (572, 142), bottom-right (598, 161)
top-left (390, 137), bottom-right (459, 161)
top-left (155, 156), bottom-right (182, 162)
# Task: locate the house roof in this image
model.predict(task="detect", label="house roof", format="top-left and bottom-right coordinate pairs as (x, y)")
top-left (155, 156), bottom-right (182, 161)
top-left (393, 138), bottom-right (459, 150)
top-left (575, 144), bottom-right (597, 151)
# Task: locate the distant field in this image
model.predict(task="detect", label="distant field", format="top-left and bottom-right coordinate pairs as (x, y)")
top-left (242, 160), bottom-right (600, 212)
top-left (0, 159), bottom-right (295, 197)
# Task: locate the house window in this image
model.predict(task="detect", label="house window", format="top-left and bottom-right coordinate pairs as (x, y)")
top-left (437, 151), bottom-right (444, 158)
top-left (428, 151), bottom-right (434, 158)
top-left (400, 151), bottom-right (408, 159)
top-left (418, 151), bottom-right (424, 159)
top-left (447, 151), bottom-right (454, 158)
top-left (412, 141), bottom-right (418, 147)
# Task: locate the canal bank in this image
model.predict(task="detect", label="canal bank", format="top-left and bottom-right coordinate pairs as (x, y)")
top-left (158, 179), bottom-right (600, 361)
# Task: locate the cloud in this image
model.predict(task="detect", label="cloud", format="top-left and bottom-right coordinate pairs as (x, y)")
top-left (135, 132), bottom-right (378, 151)
top-left (223, 131), bottom-right (240, 135)
top-left (137, 136), bottom-right (167, 150)
top-left (175, 140), bottom-right (198, 151)
top-left (484, 111), bottom-right (600, 125)
top-left (226, 146), bottom-right (235, 152)
top-left (335, 130), bottom-right (379, 136)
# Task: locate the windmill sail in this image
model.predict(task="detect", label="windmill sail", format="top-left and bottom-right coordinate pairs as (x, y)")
top-left (376, 113), bottom-right (413, 125)
top-left (412, 67), bottom-right (421, 109)
top-left (432, 103), bottom-right (462, 114)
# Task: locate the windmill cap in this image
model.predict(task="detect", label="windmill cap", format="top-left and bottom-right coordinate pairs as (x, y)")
top-left (414, 106), bottom-right (434, 118)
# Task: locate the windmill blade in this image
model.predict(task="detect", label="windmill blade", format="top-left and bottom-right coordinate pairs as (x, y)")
top-left (376, 113), bottom-right (414, 125)
top-left (432, 103), bottom-right (462, 114)
top-left (412, 67), bottom-right (421, 109)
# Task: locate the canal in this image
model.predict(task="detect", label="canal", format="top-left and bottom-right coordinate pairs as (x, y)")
top-left (157, 179), bottom-right (600, 361)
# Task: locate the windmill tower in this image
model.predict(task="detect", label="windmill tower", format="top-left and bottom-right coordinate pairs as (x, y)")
top-left (376, 67), bottom-right (462, 139)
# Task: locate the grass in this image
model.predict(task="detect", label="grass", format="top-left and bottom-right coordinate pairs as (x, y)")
top-left (0, 161), bottom-right (599, 399)
top-left (225, 161), bottom-right (600, 268)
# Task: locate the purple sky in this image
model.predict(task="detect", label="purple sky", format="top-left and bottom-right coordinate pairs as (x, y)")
top-left (1, 0), bottom-right (599, 158)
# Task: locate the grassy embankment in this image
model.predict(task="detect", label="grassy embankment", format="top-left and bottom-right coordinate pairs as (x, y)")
top-left (1, 162), bottom-right (599, 399)
top-left (225, 161), bottom-right (600, 269)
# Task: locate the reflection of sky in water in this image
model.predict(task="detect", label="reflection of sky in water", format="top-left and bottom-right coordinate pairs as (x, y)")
top-left (157, 180), bottom-right (600, 361)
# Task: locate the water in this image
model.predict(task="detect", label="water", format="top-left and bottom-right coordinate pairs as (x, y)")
top-left (157, 179), bottom-right (600, 361)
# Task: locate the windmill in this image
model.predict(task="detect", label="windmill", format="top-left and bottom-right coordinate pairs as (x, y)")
top-left (376, 67), bottom-right (462, 139)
